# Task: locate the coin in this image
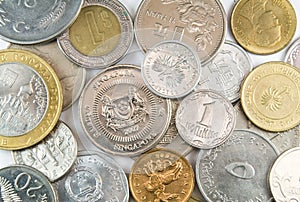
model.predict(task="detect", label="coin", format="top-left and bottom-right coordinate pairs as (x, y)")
top-left (12, 121), bottom-right (77, 182)
top-left (58, 0), bottom-right (134, 69)
top-left (55, 151), bottom-right (129, 202)
top-left (285, 38), bottom-right (300, 68)
top-left (176, 90), bottom-right (236, 149)
top-left (135, 0), bottom-right (226, 65)
top-left (142, 41), bottom-right (201, 98)
top-left (241, 61), bottom-right (300, 132)
top-left (129, 149), bottom-right (194, 202)
top-left (0, 165), bottom-right (58, 201)
top-left (195, 129), bottom-right (278, 201)
top-left (0, 0), bottom-right (83, 44)
top-left (0, 49), bottom-right (63, 150)
top-left (269, 147), bottom-right (300, 201)
top-left (79, 64), bottom-right (171, 156)
top-left (10, 42), bottom-right (86, 111)
top-left (231, 0), bottom-right (297, 54)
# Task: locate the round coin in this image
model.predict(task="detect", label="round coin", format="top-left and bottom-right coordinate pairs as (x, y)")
top-left (176, 90), bottom-right (236, 149)
top-left (0, 0), bottom-right (83, 44)
top-left (58, 0), bottom-right (134, 69)
top-left (285, 38), bottom-right (300, 69)
top-left (241, 61), bottom-right (300, 132)
top-left (231, 0), bottom-right (297, 54)
top-left (79, 64), bottom-right (171, 156)
top-left (195, 129), bottom-right (278, 202)
top-left (129, 149), bottom-right (194, 202)
top-left (142, 41), bottom-right (201, 98)
top-left (0, 165), bottom-right (58, 201)
top-left (0, 49), bottom-right (63, 150)
top-left (12, 121), bottom-right (77, 182)
top-left (135, 0), bottom-right (226, 65)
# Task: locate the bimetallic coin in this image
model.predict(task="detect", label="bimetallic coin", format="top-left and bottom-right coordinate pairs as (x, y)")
top-left (0, 0), bottom-right (83, 44)
top-left (176, 90), bottom-right (236, 149)
top-left (285, 38), bottom-right (300, 69)
top-left (135, 0), bottom-right (226, 65)
top-left (231, 0), bottom-right (297, 54)
top-left (197, 40), bottom-right (252, 102)
top-left (0, 49), bottom-right (63, 150)
top-left (79, 64), bottom-right (171, 156)
top-left (269, 147), bottom-right (300, 201)
top-left (10, 42), bottom-right (86, 111)
top-left (142, 41), bottom-right (201, 98)
top-left (55, 151), bottom-right (129, 202)
top-left (0, 165), bottom-right (58, 201)
top-left (241, 62), bottom-right (300, 132)
top-left (196, 130), bottom-right (278, 202)
top-left (12, 121), bottom-right (77, 182)
top-left (129, 149), bottom-right (194, 202)
top-left (58, 0), bottom-right (134, 69)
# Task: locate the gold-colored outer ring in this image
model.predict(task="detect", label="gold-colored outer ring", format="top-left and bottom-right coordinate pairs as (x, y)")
top-left (0, 49), bottom-right (63, 150)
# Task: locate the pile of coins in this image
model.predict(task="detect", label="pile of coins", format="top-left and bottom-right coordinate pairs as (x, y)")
top-left (0, 0), bottom-right (300, 201)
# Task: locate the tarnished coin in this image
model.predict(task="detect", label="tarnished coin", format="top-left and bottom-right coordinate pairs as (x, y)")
top-left (135, 0), bottom-right (226, 65)
top-left (10, 42), bottom-right (86, 111)
top-left (142, 41), bottom-right (201, 98)
top-left (196, 129), bottom-right (278, 202)
top-left (196, 40), bottom-right (252, 102)
top-left (129, 149), bottom-right (194, 202)
top-left (0, 165), bottom-right (58, 201)
top-left (0, 49), bottom-right (63, 150)
top-left (12, 121), bottom-right (77, 182)
top-left (285, 38), bottom-right (300, 68)
top-left (55, 151), bottom-right (129, 202)
top-left (231, 0), bottom-right (297, 54)
top-left (269, 147), bottom-right (300, 201)
top-left (176, 90), bottom-right (236, 149)
top-left (0, 0), bottom-right (83, 44)
top-left (79, 64), bottom-right (171, 156)
top-left (241, 62), bottom-right (300, 132)
top-left (58, 0), bottom-right (134, 69)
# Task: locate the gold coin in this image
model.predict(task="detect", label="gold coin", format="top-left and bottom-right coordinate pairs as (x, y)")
top-left (0, 49), bottom-right (63, 150)
top-left (241, 61), bottom-right (300, 132)
top-left (129, 149), bottom-right (194, 202)
top-left (231, 0), bottom-right (296, 54)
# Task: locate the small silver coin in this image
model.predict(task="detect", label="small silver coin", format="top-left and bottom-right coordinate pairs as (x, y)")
top-left (196, 129), bottom-right (278, 202)
top-left (285, 38), bottom-right (300, 68)
top-left (0, 0), bottom-right (83, 44)
top-left (79, 64), bottom-right (171, 156)
top-left (12, 121), bottom-right (77, 182)
top-left (176, 90), bottom-right (236, 149)
top-left (55, 151), bottom-right (129, 202)
top-left (0, 165), bottom-right (58, 201)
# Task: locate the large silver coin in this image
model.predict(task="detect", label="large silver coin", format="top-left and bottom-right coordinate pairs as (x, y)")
top-left (0, 165), bottom-right (58, 201)
top-left (79, 64), bottom-right (171, 156)
top-left (196, 40), bottom-right (252, 102)
top-left (55, 151), bottom-right (129, 202)
top-left (269, 147), bottom-right (300, 201)
top-left (176, 90), bottom-right (235, 149)
top-left (285, 38), bottom-right (300, 69)
top-left (12, 121), bottom-right (77, 182)
top-left (196, 129), bottom-right (279, 201)
top-left (0, 0), bottom-right (83, 44)
top-left (142, 41), bottom-right (201, 98)
top-left (10, 42), bottom-right (86, 111)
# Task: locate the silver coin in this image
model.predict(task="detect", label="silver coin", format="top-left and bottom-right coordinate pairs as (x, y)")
top-left (0, 0), bottom-right (83, 44)
top-left (0, 62), bottom-right (48, 137)
top-left (269, 147), bottom-right (300, 201)
top-left (79, 64), bottom-right (171, 156)
top-left (0, 164), bottom-right (58, 201)
top-left (176, 90), bottom-right (235, 149)
top-left (10, 42), bottom-right (86, 111)
top-left (57, 0), bottom-right (134, 69)
top-left (196, 40), bottom-right (252, 102)
top-left (285, 37), bottom-right (300, 68)
top-left (12, 121), bottom-right (77, 182)
top-left (142, 40), bottom-right (201, 98)
top-left (196, 129), bottom-right (279, 202)
top-left (55, 151), bottom-right (129, 202)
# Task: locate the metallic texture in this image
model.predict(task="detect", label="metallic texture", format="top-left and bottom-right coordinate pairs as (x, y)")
top-left (285, 37), bottom-right (300, 68)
